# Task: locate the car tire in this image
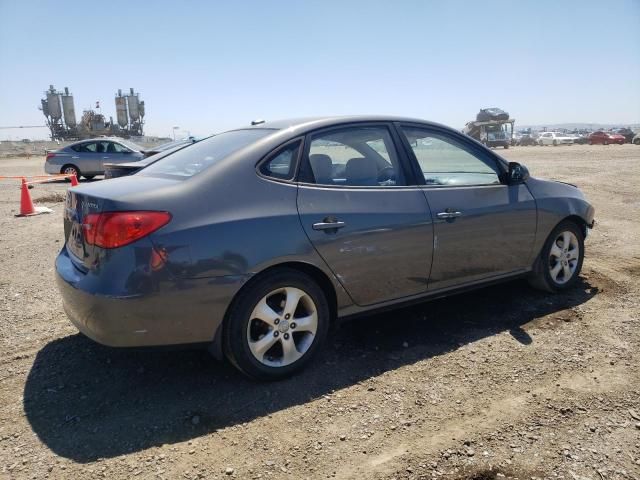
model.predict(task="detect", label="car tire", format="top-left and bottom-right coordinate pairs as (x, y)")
top-left (504, 144), bottom-right (509, 149)
top-left (553, 140), bottom-right (558, 146)
top-left (603, 140), bottom-right (609, 145)
top-left (223, 268), bottom-right (330, 380)
top-left (633, 138), bottom-right (640, 145)
top-left (528, 220), bottom-right (585, 293)
top-left (61, 164), bottom-right (80, 181)
top-left (83, 175), bottom-right (95, 180)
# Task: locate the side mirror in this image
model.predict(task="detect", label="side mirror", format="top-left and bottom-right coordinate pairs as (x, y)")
top-left (508, 162), bottom-right (530, 184)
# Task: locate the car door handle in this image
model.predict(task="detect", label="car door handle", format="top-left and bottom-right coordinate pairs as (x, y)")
top-left (436, 210), bottom-right (462, 219)
top-left (312, 220), bottom-right (346, 231)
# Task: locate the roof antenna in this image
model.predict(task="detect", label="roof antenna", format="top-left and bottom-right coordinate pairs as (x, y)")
top-left (251, 119), bottom-right (265, 126)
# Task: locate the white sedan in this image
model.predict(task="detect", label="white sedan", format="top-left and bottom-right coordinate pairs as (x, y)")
top-left (538, 132), bottom-right (574, 146)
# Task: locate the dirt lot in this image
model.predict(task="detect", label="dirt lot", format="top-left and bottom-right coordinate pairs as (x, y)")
top-left (0, 145), bottom-right (639, 480)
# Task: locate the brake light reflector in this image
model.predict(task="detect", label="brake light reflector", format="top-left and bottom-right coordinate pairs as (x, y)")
top-left (45, 153), bottom-right (56, 161)
top-left (82, 211), bottom-right (171, 249)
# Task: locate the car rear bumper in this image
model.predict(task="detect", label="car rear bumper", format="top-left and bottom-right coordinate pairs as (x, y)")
top-left (55, 246), bottom-right (248, 347)
top-left (44, 162), bottom-right (59, 174)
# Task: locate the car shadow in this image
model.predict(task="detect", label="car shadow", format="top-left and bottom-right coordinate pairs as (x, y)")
top-left (48, 177), bottom-right (102, 185)
top-left (23, 277), bottom-right (597, 462)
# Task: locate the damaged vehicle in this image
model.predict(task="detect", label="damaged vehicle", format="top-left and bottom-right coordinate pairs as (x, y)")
top-left (56, 116), bottom-right (595, 380)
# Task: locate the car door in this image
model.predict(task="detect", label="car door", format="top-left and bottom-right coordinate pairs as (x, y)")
top-left (106, 141), bottom-right (140, 164)
top-left (540, 133), bottom-right (550, 145)
top-left (84, 141), bottom-right (112, 172)
top-left (103, 141), bottom-right (127, 165)
top-left (296, 124), bottom-right (434, 306)
top-left (398, 124), bottom-right (537, 291)
top-left (77, 141), bottom-right (102, 173)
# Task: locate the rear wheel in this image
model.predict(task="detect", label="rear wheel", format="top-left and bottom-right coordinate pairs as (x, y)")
top-left (553, 140), bottom-right (558, 146)
top-left (603, 140), bottom-right (609, 145)
top-left (528, 220), bottom-right (584, 293)
top-left (223, 269), bottom-right (330, 380)
top-left (633, 138), bottom-right (640, 145)
top-left (61, 164), bottom-right (80, 181)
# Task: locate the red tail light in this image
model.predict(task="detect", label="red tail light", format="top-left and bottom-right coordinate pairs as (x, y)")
top-left (45, 153), bottom-right (56, 161)
top-left (82, 211), bottom-right (171, 249)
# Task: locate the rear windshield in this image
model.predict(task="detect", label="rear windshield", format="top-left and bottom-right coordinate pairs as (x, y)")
top-left (139, 129), bottom-right (274, 178)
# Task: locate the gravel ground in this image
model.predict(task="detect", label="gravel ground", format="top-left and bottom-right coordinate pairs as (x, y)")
top-left (0, 145), bottom-right (639, 480)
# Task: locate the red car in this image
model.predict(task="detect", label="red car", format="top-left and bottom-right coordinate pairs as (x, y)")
top-left (589, 131), bottom-right (626, 145)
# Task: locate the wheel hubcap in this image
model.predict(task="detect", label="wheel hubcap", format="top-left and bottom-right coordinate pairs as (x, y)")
top-left (247, 287), bottom-right (318, 367)
top-left (548, 231), bottom-right (579, 284)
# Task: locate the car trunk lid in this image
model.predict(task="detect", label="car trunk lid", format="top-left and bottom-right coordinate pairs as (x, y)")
top-left (64, 190), bottom-right (104, 271)
top-left (62, 176), bottom-right (183, 271)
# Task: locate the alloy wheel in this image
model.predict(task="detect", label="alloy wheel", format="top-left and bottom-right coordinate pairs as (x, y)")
top-left (63, 166), bottom-right (78, 176)
top-left (548, 231), bottom-right (580, 284)
top-left (246, 287), bottom-right (318, 367)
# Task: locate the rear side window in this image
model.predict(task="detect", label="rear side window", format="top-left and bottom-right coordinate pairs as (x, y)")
top-left (140, 129), bottom-right (274, 179)
top-left (304, 126), bottom-right (405, 187)
top-left (259, 140), bottom-right (301, 180)
top-left (74, 142), bottom-right (98, 152)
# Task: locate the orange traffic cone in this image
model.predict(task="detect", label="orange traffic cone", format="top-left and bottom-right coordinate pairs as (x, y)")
top-left (16, 178), bottom-right (53, 217)
top-left (19, 178), bottom-right (35, 215)
top-left (70, 174), bottom-right (79, 186)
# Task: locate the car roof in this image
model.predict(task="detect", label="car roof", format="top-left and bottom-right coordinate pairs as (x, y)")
top-left (66, 137), bottom-right (131, 145)
top-left (239, 115), bottom-right (450, 133)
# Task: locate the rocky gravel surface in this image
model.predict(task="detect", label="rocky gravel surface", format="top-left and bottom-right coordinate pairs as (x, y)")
top-left (0, 145), bottom-right (638, 479)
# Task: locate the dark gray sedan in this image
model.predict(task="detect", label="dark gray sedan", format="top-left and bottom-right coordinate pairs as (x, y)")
top-left (56, 116), bottom-right (595, 380)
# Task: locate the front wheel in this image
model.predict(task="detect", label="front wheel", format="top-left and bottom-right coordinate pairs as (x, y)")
top-left (528, 220), bottom-right (585, 293)
top-left (61, 164), bottom-right (80, 181)
top-left (553, 140), bottom-right (558, 146)
top-left (223, 269), bottom-right (330, 380)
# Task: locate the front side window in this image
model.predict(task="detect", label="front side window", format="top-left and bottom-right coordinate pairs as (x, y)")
top-left (140, 129), bottom-right (274, 179)
top-left (305, 126), bottom-right (404, 187)
top-left (108, 142), bottom-right (132, 153)
top-left (259, 140), bottom-right (300, 180)
top-left (401, 127), bottom-right (501, 187)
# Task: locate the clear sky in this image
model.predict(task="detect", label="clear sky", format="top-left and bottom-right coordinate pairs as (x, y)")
top-left (1, 0), bottom-right (639, 140)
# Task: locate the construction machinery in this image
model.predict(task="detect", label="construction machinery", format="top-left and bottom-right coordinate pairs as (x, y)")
top-left (463, 108), bottom-right (515, 149)
top-left (39, 85), bottom-right (145, 140)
